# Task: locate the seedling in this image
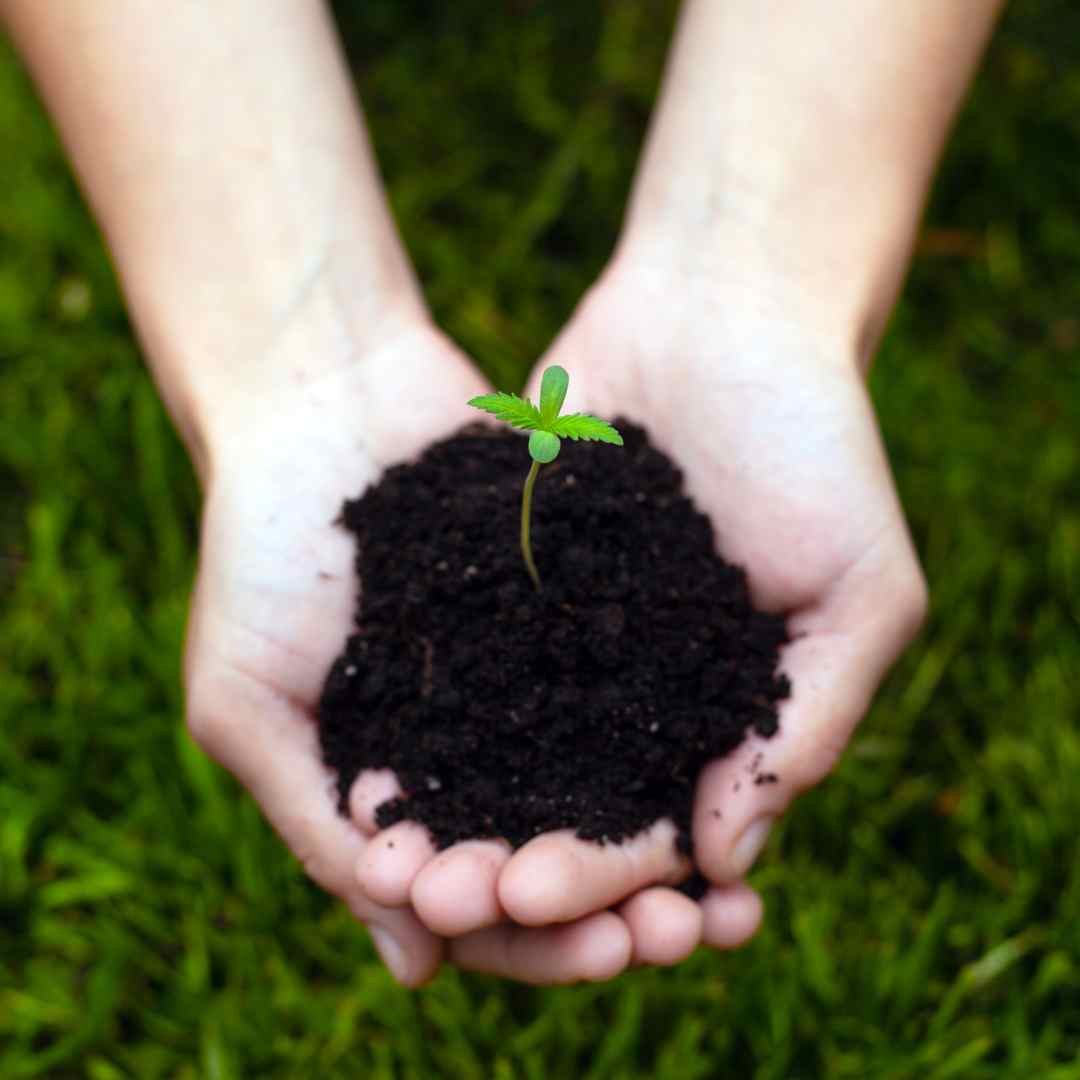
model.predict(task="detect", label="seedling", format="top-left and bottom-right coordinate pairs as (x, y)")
top-left (469, 365), bottom-right (623, 590)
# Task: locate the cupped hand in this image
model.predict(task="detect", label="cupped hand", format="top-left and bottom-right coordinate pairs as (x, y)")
top-left (492, 263), bottom-right (928, 929)
top-left (183, 319), bottom-right (691, 985)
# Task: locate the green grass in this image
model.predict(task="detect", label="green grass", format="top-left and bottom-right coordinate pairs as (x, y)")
top-left (2, 2), bottom-right (1078, 1075)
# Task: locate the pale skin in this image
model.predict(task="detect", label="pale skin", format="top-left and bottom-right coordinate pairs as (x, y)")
top-left (2, 0), bottom-right (1002, 985)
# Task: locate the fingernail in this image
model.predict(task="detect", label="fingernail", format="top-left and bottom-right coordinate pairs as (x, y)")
top-left (369, 927), bottom-right (409, 984)
top-left (730, 817), bottom-right (774, 876)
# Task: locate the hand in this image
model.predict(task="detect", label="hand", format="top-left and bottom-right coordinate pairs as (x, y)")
top-left (183, 317), bottom-right (711, 986)
top-left (504, 261), bottom-right (928, 927)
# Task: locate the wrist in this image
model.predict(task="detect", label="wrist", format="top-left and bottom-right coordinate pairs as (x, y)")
top-left (138, 267), bottom-right (429, 483)
top-left (610, 207), bottom-right (905, 376)
top-left (600, 236), bottom-right (871, 377)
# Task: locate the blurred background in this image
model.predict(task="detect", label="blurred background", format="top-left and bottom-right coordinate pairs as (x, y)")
top-left (1, 1), bottom-right (1078, 1075)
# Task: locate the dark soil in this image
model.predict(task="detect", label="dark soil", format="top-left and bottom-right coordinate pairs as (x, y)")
top-left (318, 422), bottom-right (790, 856)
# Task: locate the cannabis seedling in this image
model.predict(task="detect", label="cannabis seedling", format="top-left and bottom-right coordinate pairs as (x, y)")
top-left (468, 365), bottom-right (623, 590)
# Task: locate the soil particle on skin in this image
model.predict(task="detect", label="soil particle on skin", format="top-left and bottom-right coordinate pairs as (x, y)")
top-left (318, 422), bottom-right (790, 854)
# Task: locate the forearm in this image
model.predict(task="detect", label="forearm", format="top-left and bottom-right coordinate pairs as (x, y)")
top-left (615, 0), bottom-right (1004, 365)
top-left (2, 0), bottom-right (424, 465)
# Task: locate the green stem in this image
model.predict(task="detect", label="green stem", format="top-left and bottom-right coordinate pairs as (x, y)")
top-left (521, 459), bottom-right (542, 591)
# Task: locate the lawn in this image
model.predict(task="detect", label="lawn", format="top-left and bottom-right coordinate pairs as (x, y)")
top-left (1, 2), bottom-right (1078, 1076)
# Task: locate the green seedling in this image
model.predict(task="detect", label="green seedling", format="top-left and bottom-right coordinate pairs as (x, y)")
top-left (469, 365), bottom-right (623, 590)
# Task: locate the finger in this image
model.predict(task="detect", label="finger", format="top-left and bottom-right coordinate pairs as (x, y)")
top-left (356, 821), bottom-right (436, 908)
top-left (498, 819), bottom-right (690, 927)
top-left (348, 768), bottom-right (403, 835)
top-left (364, 905), bottom-right (445, 989)
top-left (699, 882), bottom-right (763, 950)
top-left (410, 839), bottom-right (512, 936)
top-left (619, 887), bottom-right (703, 967)
top-left (184, 666), bottom-right (443, 987)
top-left (694, 555), bottom-right (927, 882)
top-left (450, 912), bottom-right (633, 985)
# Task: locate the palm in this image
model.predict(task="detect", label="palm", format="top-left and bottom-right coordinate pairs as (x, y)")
top-left (586, 343), bottom-right (898, 612)
top-left (191, 329), bottom-right (484, 718)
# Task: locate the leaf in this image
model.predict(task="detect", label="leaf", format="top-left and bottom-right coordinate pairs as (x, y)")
top-left (549, 413), bottom-right (624, 445)
top-left (528, 430), bottom-right (561, 463)
top-left (467, 392), bottom-right (542, 431)
top-left (538, 365), bottom-right (569, 424)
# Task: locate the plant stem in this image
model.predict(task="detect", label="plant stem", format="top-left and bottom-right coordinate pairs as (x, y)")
top-left (521, 459), bottom-right (542, 591)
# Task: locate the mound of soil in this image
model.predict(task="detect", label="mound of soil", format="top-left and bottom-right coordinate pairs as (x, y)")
top-left (318, 422), bottom-right (789, 855)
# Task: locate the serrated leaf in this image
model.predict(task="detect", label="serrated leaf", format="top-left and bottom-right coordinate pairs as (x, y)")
top-left (549, 413), bottom-right (624, 445)
top-left (467, 392), bottom-right (542, 431)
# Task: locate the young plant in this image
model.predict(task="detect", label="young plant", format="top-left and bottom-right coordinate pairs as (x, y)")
top-left (468, 365), bottom-right (623, 590)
